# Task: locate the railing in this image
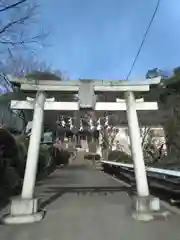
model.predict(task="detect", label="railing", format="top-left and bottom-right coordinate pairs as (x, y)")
top-left (101, 160), bottom-right (180, 177)
top-left (101, 160), bottom-right (180, 202)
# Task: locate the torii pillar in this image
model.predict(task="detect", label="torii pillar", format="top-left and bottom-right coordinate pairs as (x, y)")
top-left (3, 92), bottom-right (46, 224)
top-left (125, 92), bottom-right (160, 221)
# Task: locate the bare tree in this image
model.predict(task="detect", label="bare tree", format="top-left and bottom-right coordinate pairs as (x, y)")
top-left (140, 126), bottom-right (151, 149)
top-left (0, 52), bottom-right (67, 80)
top-left (140, 127), bottom-right (166, 164)
top-left (0, 56), bottom-right (66, 133)
top-left (0, 0), bottom-right (47, 55)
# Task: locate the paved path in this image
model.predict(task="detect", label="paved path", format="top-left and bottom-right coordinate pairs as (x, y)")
top-left (0, 159), bottom-right (180, 240)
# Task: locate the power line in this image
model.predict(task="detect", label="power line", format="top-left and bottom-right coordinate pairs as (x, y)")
top-left (126, 0), bottom-right (161, 80)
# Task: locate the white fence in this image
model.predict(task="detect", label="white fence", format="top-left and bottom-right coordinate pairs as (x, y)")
top-left (101, 160), bottom-right (180, 178)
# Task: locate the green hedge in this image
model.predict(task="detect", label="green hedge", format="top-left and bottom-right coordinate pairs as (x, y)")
top-left (0, 129), bottom-right (70, 194)
top-left (108, 150), bottom-right (132, 163)
top-left (84, 154), bottom-right (100, 160)
top-left (54, 149), bottom-right (70, 166)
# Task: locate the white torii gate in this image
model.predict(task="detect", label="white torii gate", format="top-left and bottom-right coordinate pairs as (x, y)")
top-left (3, 77), bottom-right (161, 224)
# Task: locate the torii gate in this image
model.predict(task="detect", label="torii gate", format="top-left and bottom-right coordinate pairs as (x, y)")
top-left (3, 77), bottom-right (161, 224)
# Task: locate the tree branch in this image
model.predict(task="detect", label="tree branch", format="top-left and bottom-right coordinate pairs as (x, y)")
top-left (0, 0), bottom-right (27, 13)
top-left (0, 20), bottom-right (18, 35)
top-left (0, 3), bottom-right (45, 50)
top-left (0, 8), bottom-right (34, 35)
top-left (0, 1), bottom-right (48, 66)
top-left (0, 30), bottom-right (48, 46)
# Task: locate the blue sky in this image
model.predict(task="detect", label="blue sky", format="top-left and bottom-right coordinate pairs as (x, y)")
top-left (35, 0), bottom-right (180, 80)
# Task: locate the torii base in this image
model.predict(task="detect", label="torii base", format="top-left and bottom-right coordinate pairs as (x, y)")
top-left (132, 196), bottom-right (169, 221)
top-left (2, 197), bottom-right (45, 225)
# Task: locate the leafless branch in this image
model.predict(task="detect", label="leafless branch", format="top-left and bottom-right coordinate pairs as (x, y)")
top-left (0, 0), bottom-right (27, 13)
top-left (0, 30), bottom-right (49, 46)
top-left (141, 126), bottom-right (151, 147)
top-left (0, 1), bottom-right (47, 54)
top-left (0, 14), bottom-right (31, 35)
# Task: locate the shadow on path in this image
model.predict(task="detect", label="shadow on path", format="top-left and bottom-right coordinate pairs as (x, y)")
top-left (40, 185), bottom-right (136, 209)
